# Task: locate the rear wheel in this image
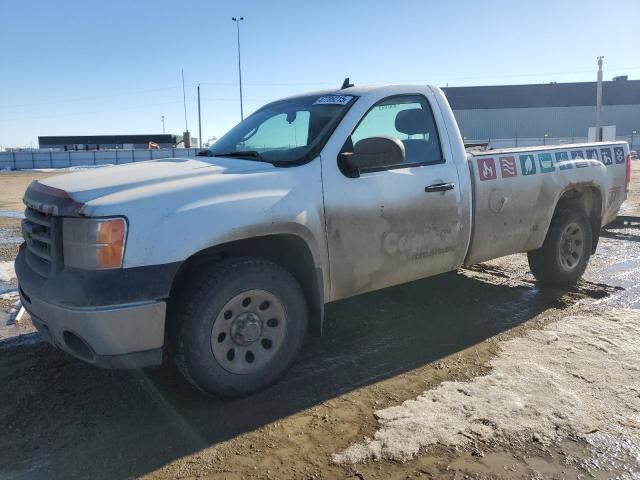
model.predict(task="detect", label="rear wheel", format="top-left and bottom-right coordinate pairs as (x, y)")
top-left (171, 257), bottom-right (307, 397)
top-left (527, 208), bottom-right (593, 286)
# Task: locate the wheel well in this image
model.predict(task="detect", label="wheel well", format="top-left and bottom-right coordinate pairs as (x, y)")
top-left (553, 187), bottom-right (602, 253)
top-left (168, 234), bottom-right (324, 333)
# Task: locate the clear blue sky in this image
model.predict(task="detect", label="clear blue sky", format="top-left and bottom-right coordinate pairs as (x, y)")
top-left (1, 0), bottom-right (638, 148)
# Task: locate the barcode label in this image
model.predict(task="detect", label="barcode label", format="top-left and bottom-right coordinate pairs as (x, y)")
top-left (312, 95), bottom-right (353, 106)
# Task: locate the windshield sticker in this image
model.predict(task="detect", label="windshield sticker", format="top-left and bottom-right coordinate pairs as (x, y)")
top-left (312, 95), bottom-right (353, 106)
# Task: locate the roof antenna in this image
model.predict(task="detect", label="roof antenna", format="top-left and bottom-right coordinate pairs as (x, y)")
top-left (341, 77), bottom-right (354, 89)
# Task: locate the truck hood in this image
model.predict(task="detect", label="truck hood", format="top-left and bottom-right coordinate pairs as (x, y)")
top-left (39, 157), bottom-right (275, 206)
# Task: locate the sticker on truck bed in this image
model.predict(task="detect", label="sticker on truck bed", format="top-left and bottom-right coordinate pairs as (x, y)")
top-left (538, 153), bottom-right (555, 173)
top-left (571, 150), bottom-right (588, 168)
top-left (477, 158), bottom-right (497, 181)
top-left (499, 156), bottom-right (517, 178)
top-left (555, 151), bottom-right (572, 170)
top-left (520, 155), bottom-right (536, 175)
top-left (586, 149), bottom-right (600, 162)
top-left (312, 95), bottom-right (353, 106)
top-left (601, 148), bottom-right (613, 165)
top-left (475, 146), bottom-right (623, 182)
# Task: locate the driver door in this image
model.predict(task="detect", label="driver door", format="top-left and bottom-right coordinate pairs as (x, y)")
top-left (322, 93), bottom-right (464, 300)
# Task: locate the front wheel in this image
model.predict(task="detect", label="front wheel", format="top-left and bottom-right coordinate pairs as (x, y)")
top-left (527, 208), bottom-right (593, 286)
top-left (171, 257), bottom-right (307, 397)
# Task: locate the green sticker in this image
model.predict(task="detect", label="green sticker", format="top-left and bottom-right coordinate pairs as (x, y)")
top-left (520, 154), bottom-right (536, 175)
top-left (538, 153), bottom-right (555, 173)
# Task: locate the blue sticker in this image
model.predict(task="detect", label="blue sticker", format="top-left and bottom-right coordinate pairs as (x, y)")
top-left (600, 148), bottom-right (613, 165)
top-left (520, 154), bottom-right (536, 175)
top-left (555, 151), bottom-right (572, 170)
top-left (571, 150), bottom-right (588, 168)
top-left (586, 149), bottom-right (599, 163)
top-left (614, 146), bottom-right (625, 164)
top-left (538, 153), bottom-right (555, 173)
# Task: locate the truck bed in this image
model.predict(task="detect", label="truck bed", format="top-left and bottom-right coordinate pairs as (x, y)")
top-left (464, 141), bottom-right (629, 265)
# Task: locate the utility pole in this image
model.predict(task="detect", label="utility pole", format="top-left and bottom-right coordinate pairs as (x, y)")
top-left (161, 115), bottom-right (165, 134)
top-left (197, 84), bottom-right (202, 149)
top-left (181, 69), bottom-right (191, 148)
top-left (232, 16), bottom-right (245, 120)
top-left (596, 56), bottom-right (604, 141)
top-left (181, 69), bottom-right (188, 132)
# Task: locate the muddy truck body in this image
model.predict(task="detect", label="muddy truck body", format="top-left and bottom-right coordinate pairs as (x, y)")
top-left (16, 84), bottom-right (631, 396)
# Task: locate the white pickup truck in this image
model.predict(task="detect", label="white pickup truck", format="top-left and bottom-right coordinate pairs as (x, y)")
top-left (16, 83), bottom-right (631, 396)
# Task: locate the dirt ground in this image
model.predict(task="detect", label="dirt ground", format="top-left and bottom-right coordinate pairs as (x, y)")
top-left (0, 164), bottom-right (639, 480)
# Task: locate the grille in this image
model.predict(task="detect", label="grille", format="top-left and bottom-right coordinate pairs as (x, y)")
top-left (22, 207), bottom-right (56, 277)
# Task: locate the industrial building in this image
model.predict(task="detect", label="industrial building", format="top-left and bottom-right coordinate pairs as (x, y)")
top-left (38, 134), bottom-right (184, 150)
top-left (444, 78), bottom-right (639, 148)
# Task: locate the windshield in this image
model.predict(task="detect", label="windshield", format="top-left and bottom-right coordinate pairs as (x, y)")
top-left (209, 94), bottom-right (356, 165)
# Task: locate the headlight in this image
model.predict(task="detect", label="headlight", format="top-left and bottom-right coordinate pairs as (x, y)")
top-left (62, 217), bottom-right (127, 269)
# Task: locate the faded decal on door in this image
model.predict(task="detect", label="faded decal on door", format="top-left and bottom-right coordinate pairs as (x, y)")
top-left (614, 147), bottom-right (625, 164)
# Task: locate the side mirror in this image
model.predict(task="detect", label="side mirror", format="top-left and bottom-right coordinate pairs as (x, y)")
top-left (340, 136), bottom-right (405, 176)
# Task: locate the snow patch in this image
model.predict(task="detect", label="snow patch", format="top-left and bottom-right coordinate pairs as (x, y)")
top-left (0, 210), bottom-right (24, 219)
top-left (333, 310), bottom-right (640, 479)
top-left (0, 261), bottom-right (17, 294)
top-left (0, 261), bottom-right (16, 283)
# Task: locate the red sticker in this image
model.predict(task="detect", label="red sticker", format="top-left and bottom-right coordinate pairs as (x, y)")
top-left (477, 158), bottom-right (497, 181)
top-left (499, 156), bottom-right (517, 178)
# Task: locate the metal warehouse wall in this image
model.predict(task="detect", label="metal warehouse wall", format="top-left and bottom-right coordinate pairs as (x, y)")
top-left (453, 105), bottom-right (639, 139)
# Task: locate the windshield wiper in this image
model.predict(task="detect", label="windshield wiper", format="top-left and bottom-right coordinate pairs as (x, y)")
top-left (213, 150), bottom-right (268, 161)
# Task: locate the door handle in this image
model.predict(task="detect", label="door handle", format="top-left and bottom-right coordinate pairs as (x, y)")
top-left (425, 182), bottom-right (455, 193)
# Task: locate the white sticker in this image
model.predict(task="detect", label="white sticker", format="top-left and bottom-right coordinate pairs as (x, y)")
top-left (312, 95), bottom-right (353, 106)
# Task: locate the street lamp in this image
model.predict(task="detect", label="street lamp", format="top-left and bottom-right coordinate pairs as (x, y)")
top-left (232, 16), bottom-right (245, 121)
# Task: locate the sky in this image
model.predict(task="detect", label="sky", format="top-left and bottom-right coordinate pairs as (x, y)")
top-left (1, 0), bottom-right (639, 148)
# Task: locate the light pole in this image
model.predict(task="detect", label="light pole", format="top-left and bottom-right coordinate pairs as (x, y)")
top-left (596, 56), bottom-right (604, 142)
top-left (232, 16), bottom-right (245, 120)
top-left (197, 84), bottom-right (202, 149)
top-left (161, 115), bottom-right (165, 134)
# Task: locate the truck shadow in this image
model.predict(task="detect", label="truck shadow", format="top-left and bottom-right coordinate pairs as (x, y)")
top-left (0, 267), bottom-right (608, 480)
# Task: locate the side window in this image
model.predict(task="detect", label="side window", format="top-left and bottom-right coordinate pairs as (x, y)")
top-left (240, 111), bottom-right (310, 151)
top-left (350, 95), bottom-right (443, 166)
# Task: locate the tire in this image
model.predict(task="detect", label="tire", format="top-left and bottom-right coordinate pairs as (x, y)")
top-left (527, 207), bottom-right (593, 286)
top-left (171, 257), bottom-right (307, 397)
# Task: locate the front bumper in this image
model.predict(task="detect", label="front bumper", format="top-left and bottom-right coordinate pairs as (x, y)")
top-left (15, 244), bottom-right (180, 370)
top-left (21, 286), bottom-right (166, 369)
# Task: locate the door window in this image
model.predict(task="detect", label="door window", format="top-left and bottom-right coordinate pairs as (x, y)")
top-left (350, 95), bottom-right (443, 167)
